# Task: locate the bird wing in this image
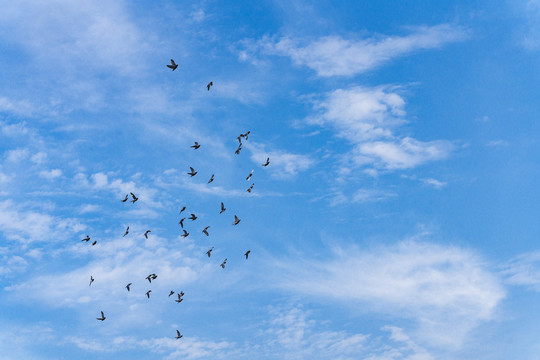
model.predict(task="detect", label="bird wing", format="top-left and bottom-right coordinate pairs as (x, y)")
top-left (170, 59), bottom-right (176, 66)
top-left (190, 167), bottom-right (195, 172)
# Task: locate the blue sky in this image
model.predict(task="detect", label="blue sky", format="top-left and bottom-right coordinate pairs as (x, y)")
top-left (1, 0), bottom-right (540, 358)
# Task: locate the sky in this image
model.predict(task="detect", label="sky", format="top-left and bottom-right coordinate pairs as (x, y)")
top-left (1, 0), bottom-right (540, 359)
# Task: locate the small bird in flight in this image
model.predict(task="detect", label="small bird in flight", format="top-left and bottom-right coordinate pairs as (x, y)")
top-left (169, 290), bottom-right (175, 297)
top-left (262, 157), bottom-right (270, 166)
top-left (179, 206), bottom-right (186, 214)
top-left (121, 194), bottom-right (128, 202)
top-left (167, 59), bottom-right (178, 71)
top-left (235, 144), bottom-right (242, 155)
top-left (92, 240), bottom-right (97, 246)
top-left (146, 274), bottom-right (153, 283)
top-left (181, 229), bottom-right (189, 238)
top-left (144, 230), bottom-right (151, 239)
top-left (175, 330), bottom-right (183, 339)
top-left (220, 202), bottom-right (226, 214)
top-left (207, 81), bottom-right (213, 91)
top-left (126, 283), bottom-right (132, 291)
top-left (175, 293), bottom-right (184, 303)
top-left (208, 174), bottom-right (214, 183)
top-left (191, 142), bottom-right (200, 149)
top-left (202, 226), bottom-right (210, 236)
top-left (237, 135), bottom-right (243, 144)
top-left (189, 213), bottom-right (197, 221)
top-left (123, 226), bottom-right (129, 237)
top-left (247, 183), bottom-right (254, 193)
top-left (130, 192), bottom-right (138, 203)
top-left (242, 131), bottom-right (250, 140)
top-left (179, 218), bottom-right (186, 228)
top-left (89, 276), bottom-right (94, 286)
top-left (246, 170), bottom-right (254, 181)
top-left (206, 247), bottom-right (214, 257)
top-left (232, 215), bottom-right (241, 225)
top-left (187, 167), bottom-right (197, 177)
top-left (244, 250), bottom-right (251, 260)
top-left (81, 235), bottom-right (90, 242)
top-left (146, 290), bottom-right (152, 299)
top-left (220, 259), bottom-right (227, 269)
top-left (96, 311), bottom-right (106, 321)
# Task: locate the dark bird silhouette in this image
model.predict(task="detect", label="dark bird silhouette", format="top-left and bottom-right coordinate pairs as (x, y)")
top-left (220, 202), bottom-right (226, 214)
top-left (232, 215), bottom-right (241, 225)
top-left (181, 229), bottom-right (189, 238)
top-left (202, 226), bottom-right (210, 236)
top-left (247, 183), bottom-right (254, 193)
top-left (179, 218), bottom-right (186, 228)
top-left (244, 250), bottom-right (251, 259)
top-left (89, 276), bottom-right (94, 286)
top-left (180, 206), bottom-right (186, 214)
top-left (123, 226), bottom-right (129, 237)
top-left (144, 230), bottom-right (151, 239)
top-left (208, 174), bottom-right (214, 183)
top-left (191, 142), bottom-right (200, 149)
top-left (220, 259), bottom-right (227, 269)
top-left (207, 81), bottom-right (213, 91)
top-left (262, 157), bottom-right (270, 166)
top-left (96, 311), bottom-right (106, 321)
top-left (206, 247), bottom-right (214, 257)
top-left (151, 273), bottom-right (157, 280)
top-left (235, 144), bottom-right (242, 155)
top-left (237, 135), bottom-right (243, 144)
top-left (167, 59), bottom-right (178, 71)
top-left (175, 293), bottom-right (183, 303)
top-left (146, 290), bottom-right (152, 299)
top-left (176, 330), bottom-right (183, 339)
top-left (130, 192), bottom-right (138, 203)
top-left (146, 274), bottom-right (153, 283)
top-left (189, 213), bottom-right (197, 221)
top-left (121, 194), bottom-right (128, 202)
top-left (187, 167), bottom-right (197, 177)
top-left (92, 240), bottom-right (97, 246)
top-left (243, 131), bottom-right (250, 140)
top-left (81, 235), bottom-right (90, 242)
top-left (246, 170), bottom-right (254, 181)
top-left (126, 283), bottom-right (132, 291)
top-left (169, 290), bottom-right (175, 297)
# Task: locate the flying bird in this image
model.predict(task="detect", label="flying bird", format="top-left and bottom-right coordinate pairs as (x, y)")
top-left (262, 157), bottom-right (270, 167)
top-left (191, 142), bottom-right (200, 149)
top-left (169, 290), bottom-right (175, 297)
top-left (235, 144), bottom-right (242, 155)
top-left (247, 183), bottom-right (254, 193)
top-left (175, 293), bottom-right (183, 303)
top-left (220, 202), bottom-right (226, 214)
top-left (167, 59), bottom-right (178, 71)
top-left (179, 218), bottom-right (186, 228)
top-left (187, 167), bottom-right (197, 177)
top-left (175, 330), bottom-right (183, 339)
top-left (181, 229), bottom-right (189, 238)
top-left (202, 226), bottom-right (210, 236)
top-left (179, 206), bottom-right (186, 214)
top-left (151, 273), bottom-right (157, 280)
top-left (246, 170), bottom-right (254, 181)
top-left (130, 192), bottom-right (138, 203)
top-left (92, 240), bottom-right (97, 246)
top-left (89, 276), bottom-right (94, 286)
top-left (242, 131), bottom-right (250, 140)
top-left (232, 215), bottom-right (241, 225)
top-left (220, 259), bottom-right (227, 269)
top-left (237, 135), bottom-right (243, 144)
top-left (208, 174), bottom-right (214, 183)
top-left (96, 311), bottom-right (106, 321)
top-left (144, 230), bottom-right (151, 239)
top-left (244, 250), bottom-right (251, 259)
top-left (207, 81), bottom-right (213, 91)
top-left (146, 290), bottom-right (152, 299)
top-left (121, 194), bottom-right (128, 202)
top-left (146, 274), bottom-right (153, 283)
top-left (81, 235), bottom-right (90, 242)
top-left (189, 213), bottom-right (197, 221)
top-left (126, 283), bottom-right (132, 291)
top-left (206, 247), bottom-right (214, 257)
top-left (123, 226), bottom-right (129, 237)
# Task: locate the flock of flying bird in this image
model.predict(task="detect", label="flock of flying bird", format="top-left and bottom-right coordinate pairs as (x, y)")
top-left (83, 59), bottom-right (270, 340)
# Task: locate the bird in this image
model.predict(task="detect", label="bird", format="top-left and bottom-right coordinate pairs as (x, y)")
top-left (191, 142), bottom-right (200, 149)
top-left (92, 240), bottom-right (97, 246)
top-left (237, 135), bottom-right (243, 144)
top-left (220, 202), bottom-right (226, 214)
top-left (130, 192), bottom-right (138, 203)
top-left (243, 131), bottom-right (250, 140)
top-left (232, 215), bottom-right (241, 225)
top-left (244, 250), bottom-right (251, 259)
top-left (89, 276), bottom-right (94, 286)
top-left (179, 291), bottom-right (184, 297)
top-left (179, 218), bottom-right (186, 228)
top-left (207, 81), bottom-right (213, 91)
top-left (208, 174), bottom-right (214, 183)
top-left (181, 229), bottom-right (189, 238)
top-left (202, 226), bottom-right (210, 236)
top-left (220, 259), bottom-right (227, 269)
top-left (146, 274), bottom-right (153, 283)
top-left (175, 330), bottom-right (183, 339)
top-left (246, 170), bottom-right (254, 181)
top-left (126, 283), bottom-right (132, 291)
top-left (144, 230), bottom-right (151, 239)
top-left (187, 167), bottom-right (197, 177)
top-left (146, 290), bottom-right (152, 299)
top-left (247, 183), bottom-right (254, 193)
top-left (169, 290), bottom-right (175, 297)
top-left (81, 235), bottom-right (90, 242)
top-left (189, 213), bottom-right (197, 221)
top-left (175, 293), bottom-right (183, 303)
top-left (96, 311), bottom-right (106, 321)
top-left (262, 157), bottom-right (270, 166)
top-left (235, 144), bottom-right (242, 155)
top-left (179, 206), bottom-right (186, 214)
top-left (123, 226), bottom-right (129, 237)
top-left (151, 273), bottom-right (157, 280)
top-left (167, 59), bottom-right (178, 71)
top-left (121, 194), bottom-right (128, 202)
top-left (206, 247), bottom-right (214, 257)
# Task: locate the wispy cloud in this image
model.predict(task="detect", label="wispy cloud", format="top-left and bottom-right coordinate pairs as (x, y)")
top-left (245, 141), bottom-right (315, 178)
top-left (502, 250), bottom-right (540, 291)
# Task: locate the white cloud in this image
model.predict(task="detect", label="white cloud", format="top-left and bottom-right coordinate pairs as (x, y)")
top-left (245, 142), bottom-right (314, 177)
top-left (5, 148), bottom-right (29, 163)
top-left (39, 169), bottom-right (63, 180)
top-left (30, 152), bottom-right (48, 164)
top-left (248, 24), bottom-right (466, 76)
top-left (502, 250), bottom-right (540, 291)
top-left (0, 97), bottom-right (34, 116)
top-left (420, 178), bottom-right (447, 189)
